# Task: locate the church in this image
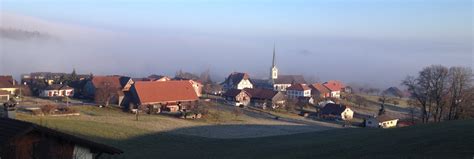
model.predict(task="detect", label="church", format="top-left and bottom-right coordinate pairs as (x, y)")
top-left (268, 45), bottom-right (307, 92)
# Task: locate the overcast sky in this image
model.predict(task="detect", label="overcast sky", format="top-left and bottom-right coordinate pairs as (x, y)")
top-left (0, 0), bottom-right (472, 88)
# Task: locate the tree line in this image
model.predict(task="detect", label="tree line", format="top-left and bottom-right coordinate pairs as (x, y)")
top-left (402, 65), bottom-right (473, 123)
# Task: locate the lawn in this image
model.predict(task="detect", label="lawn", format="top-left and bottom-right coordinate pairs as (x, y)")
top-left (15, 105), bottom-right (474, 159)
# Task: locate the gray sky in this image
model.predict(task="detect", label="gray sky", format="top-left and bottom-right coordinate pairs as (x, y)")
top-left (0, 0), bottom-right (472, 88)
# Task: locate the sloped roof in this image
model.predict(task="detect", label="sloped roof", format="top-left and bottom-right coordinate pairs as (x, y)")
top-left (224, 72), bottom-right (250, 84)
top-left (243, 88), bottom-right (278, 100)
top-left (92, 76), bottom-right (123, 89)
top-left (0, 75), bottom-right (15, 88)
top-left (310, 83), bottom-right (331, 94)
top-left (274, 75), bottom-right (306, 84)
top-left (323, 80), bottom-right (345, 91)
top-left (223, 89), bottom-right (247, 97)
top-left (321, 103), bottom-right (349, 115)
top-left (134, 81), bottom-right (198, 104)
top-left (0, 90), bottom-right (9, 95)
top-left (0, 118), bottom-right (123, 154)
top-left (287, 83), bottom-right (311, 91)
top-left (250, 79), bottom-right (272, 89)
top-left (376, 115), bottom-right (399, 122)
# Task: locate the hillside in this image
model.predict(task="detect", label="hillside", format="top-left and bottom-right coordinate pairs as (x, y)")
top-left (17, 106), bottom-right (474, 159)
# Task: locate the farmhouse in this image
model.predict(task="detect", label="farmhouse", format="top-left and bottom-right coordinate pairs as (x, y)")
top-left (0, 90), bottom-right (10, 101)
top-left (244, 88), bottom-right (286, 109)
top-left (323, 80), bottom-right (345, 98)
top-left (286, 83), bottom-right (311, 98)
top-left (221, 72), bottom-right (253, 91)
top-left (365, 115), bottom-right (399, 128)
top-left (0, 75), bottom-right (18, 95)
top-left (131, 81), bottom-right (199, 112)
top-left (0, 118), bottom-right (122, 159)
top-left (40, 84), bottom-right (74, 97)
top-left (309, 83), bottom-right (331, 98)
top-left (320, 103), bottom-right (354, 120)
top-left (222, 89), bottom-right (251, 107)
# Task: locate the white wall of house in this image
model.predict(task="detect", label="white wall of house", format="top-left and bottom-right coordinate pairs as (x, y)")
top-left (380, 119), bottom-right (399, 128)
top-left (273, 84), bottom-right (291, 91)
top-left (237, 79), bottom-right (253, 90)
top-left (40, 89), bottom-right (74, 97)
top-left (340, 108), bottom-right (354, 120)
top-left (0, 88), bottom-right (18, 95)
top-left (287, 89), bottom-right (311, 98)
top-left (331, 91), bottom-right (341, 98)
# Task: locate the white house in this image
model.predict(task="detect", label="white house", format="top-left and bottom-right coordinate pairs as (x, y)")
top-left (221, 72), bottom-right (253, 91)
top-left (40, 84), bottom-right (74, 97)
top-left (365, 115), bottom-right (399, 128)
top-left (320, 103), bottom-right (354, 121)
top-left (286, 83), bottom-right (311, 98)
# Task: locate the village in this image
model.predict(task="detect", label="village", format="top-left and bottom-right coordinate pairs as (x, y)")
top-left (0, 47), bottom-right (425, 158)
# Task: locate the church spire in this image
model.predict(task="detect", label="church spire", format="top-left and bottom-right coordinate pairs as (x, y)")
top-left (272, 42), bottom-right (276, 67)
top-left (270, 42), bottom-right (278, 80)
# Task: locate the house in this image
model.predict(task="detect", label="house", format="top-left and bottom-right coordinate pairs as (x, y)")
top-left (221, 72), bottom-right (253, 91)
top-left (365, 115), bottom-right (399, 128)
top-left (323, 80), bottom-right (345, 98)
top-left (0, 118), bottom-right (122, 159)
top-left (286, 83), bottom-right (311, 98)
top-left (273, 75), bottom-right (307, 92)
top-left (0, 75), bottom-right (18, 95)
top-left (131, 81), bottom-right (199, 112)
top-left (83, 76), bottom-right (127, 105)
top-left (222, 89), bottom-right (251, 107)
top-left (309, 83), bottom-right (331, 98)
top-left (188, 80), bottom-right (203, 97)
top-left (244, 88), bottom-right (286, 109)
top-left (40, 84), bottom-right (74, 97)
top-left (320, 103), bottom-right (354, 120)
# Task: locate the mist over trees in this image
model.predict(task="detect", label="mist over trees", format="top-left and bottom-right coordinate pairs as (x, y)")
top-left (402, 65), bottom-right (473, 123)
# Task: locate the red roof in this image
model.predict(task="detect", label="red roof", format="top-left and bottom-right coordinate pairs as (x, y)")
top-left (134, 81), bottom-right (198, 104)
top-left (323, 80), bottom-right (345, 91)
top-left (309, 83), bottom-right (331, 94)
top-left (92, 76), bottom-right (122, 89)
top-left (287, 83), bottom-right (311, 91)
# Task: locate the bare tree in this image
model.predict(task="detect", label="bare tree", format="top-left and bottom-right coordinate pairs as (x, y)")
top-left (378, 92), bottom-right (391, 115)
top-left (447, 67), bottom-right (473, 120)
top-left (94, 82), bottom-right (118, 107)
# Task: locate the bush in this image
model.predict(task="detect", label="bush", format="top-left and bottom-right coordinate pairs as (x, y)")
top-left (41, 105), bottom-right (57, 115)
top-left (57, 107), bottom-right (79, 114)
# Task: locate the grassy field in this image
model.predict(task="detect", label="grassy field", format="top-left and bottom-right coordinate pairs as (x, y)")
top-left (13, 104), bottom-right (474, 159)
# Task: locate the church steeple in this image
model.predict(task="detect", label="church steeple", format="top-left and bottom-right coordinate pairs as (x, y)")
top-left (270, 43), bottom-right (278, 80)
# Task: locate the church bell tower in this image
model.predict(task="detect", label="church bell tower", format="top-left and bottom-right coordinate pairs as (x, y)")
top-left (270, 43), bottom-right (278, 81)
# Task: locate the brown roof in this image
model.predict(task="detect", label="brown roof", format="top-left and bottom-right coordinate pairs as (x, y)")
top-left (287, 83), bottom-right (311, 91)
top-left (309, 83), bottom-right (331, 94)
top-left (0, 118), bottom-right (123, 154)
top-left (274, 75), bottom-right (306, 84)
top-left (321, 103), bottom-right (349, 115)
top-left (134, 81), bottom-right (198, 104)
top-left (323, 80), bottom-right (345, 91)
top-left (0, 75), bottom-right (15, 88)
top-left (376, 115), bottom-right (399, 122)
top-left (243, 88), bottom-right (278, 100)
top-left (92, 76), bottom-right (122, 89)
top-left (224, 72), bottom-right (250, 84)
top-left (223, 89), bottom-right (247, 98)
